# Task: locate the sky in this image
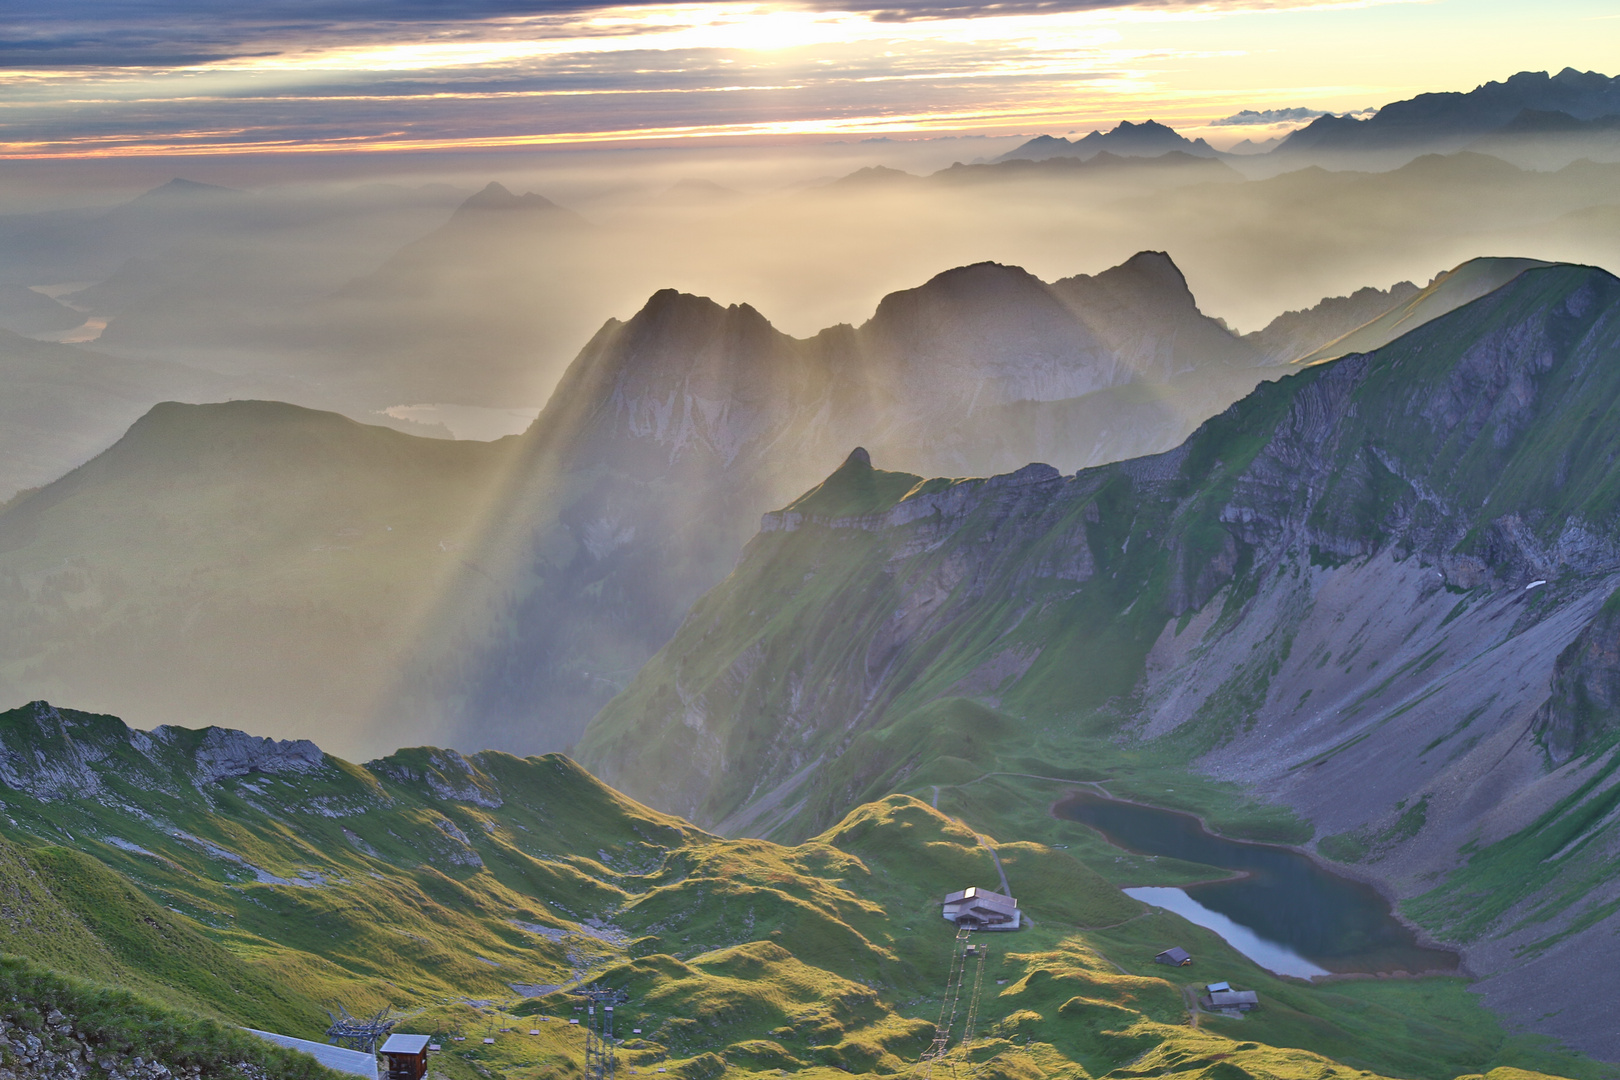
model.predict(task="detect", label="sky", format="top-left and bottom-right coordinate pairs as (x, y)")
top-left (2, 0), bottom-right (1617, 164)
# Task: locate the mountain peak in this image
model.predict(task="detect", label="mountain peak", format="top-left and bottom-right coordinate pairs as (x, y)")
top-left (782, 448), bottom-right (920, 521)
top-left (631, 287), bottom-right (770, 332)
top-left (1053, 250), bottom-right (1196, 313)
top-left (997, 120), bottom-right (1217, 163)
top-left (458, 181), bottom-right (565, 214)
top-left (134, 178), bottom-right (242, 202)
top-left (1113, 119), bottom-right (1174, 134)
top-left (1112, 250), bottom-right (1191, 294)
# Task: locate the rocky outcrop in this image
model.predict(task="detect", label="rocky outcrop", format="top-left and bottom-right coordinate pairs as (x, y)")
top-left (1534, 591), bottom-right (1620, 762)
top-left (368, 748), bottom-right (504, 809)
top-left (187, 728), bottom-right (324, 785)
top-left (0, 703), bottom-right (333, 801)
top-left (0, 1012), bottom-right (274, 1080)
top-left (0, 702), bottom-right (113, 802)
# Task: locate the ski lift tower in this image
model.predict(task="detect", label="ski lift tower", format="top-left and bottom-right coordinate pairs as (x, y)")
top-left (570, 985), bottom-right (627, 1080)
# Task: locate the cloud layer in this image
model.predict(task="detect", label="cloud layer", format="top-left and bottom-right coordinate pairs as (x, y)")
top-left (0, 0), bottom-right (1512, 157)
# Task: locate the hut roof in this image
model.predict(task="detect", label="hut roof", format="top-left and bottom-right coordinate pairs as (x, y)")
top-left (1209, 990), bottom-right (1260, 1008)
top-left (381, 1034), bottom-right (433, 1055)
top-left (246, 1029), bottom-right (379, 1079)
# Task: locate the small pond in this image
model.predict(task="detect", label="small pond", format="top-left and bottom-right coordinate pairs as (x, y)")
top-left (1055, 792), bottom-right (1458, 977)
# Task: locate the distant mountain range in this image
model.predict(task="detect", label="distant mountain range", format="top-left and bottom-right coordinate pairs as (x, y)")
top-left (16, 100), bottom-right (1616, 438)
top-left (1277, 67), bottom-right (1620, 158)
top-left (995, 68), bottom-right (1620, 170)
top-left (579, 261), bottom-right (1620, 1060)
top-left (993, 120), bottom-right (1219, 163)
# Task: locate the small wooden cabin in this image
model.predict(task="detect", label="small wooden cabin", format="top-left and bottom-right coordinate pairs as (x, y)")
top-left (1204, 989), bottom-right (1260, 1013)
top-left (1154, 947), bottom-right (1193, 966)
top-left (379, 1034), bottom-right (432, 1080)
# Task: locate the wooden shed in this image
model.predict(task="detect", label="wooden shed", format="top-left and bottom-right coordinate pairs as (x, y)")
top-left (1154, 947), bottom-right (1193, 966)
top-left (380, 1033), bottom-right (432, 1080)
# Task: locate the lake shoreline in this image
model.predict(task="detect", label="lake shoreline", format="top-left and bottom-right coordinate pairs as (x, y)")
top-left (1047, 785), bottom-right (1465, 978)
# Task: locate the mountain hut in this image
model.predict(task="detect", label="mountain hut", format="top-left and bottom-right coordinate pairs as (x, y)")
top-left (380, 1034), bottom-right (432, 1080)
top-left (942, 886), bottom-right (1021, 930)
top-left (1154, 947), bottom-right (1193, 966)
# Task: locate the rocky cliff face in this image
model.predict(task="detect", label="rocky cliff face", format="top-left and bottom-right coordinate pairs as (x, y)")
top-left (1533, 592), bottom-right (1620, 762)
top-left (579, 263), bottom-right (1620, 1057)
top-left (0, 1011), bottom-right (279, 1080)
top-left (1247, 281), bottom-right (1422, 363)
top-left (0, 701), bottom-right (328, 807)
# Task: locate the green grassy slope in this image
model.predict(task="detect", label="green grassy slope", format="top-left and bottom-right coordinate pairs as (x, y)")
top-left (0, 701), bottom-right (1594, 1080)
top-left (0, 833), bottom-right (322, 1035)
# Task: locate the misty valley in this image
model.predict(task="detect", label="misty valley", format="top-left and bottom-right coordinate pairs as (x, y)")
top-left (5, 63), bottom-right (1620, 1080)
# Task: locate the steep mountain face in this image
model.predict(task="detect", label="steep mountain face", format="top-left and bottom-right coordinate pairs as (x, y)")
top-left (0, 701), bottom-right (1594, 1080)
top-left (1285, 256), bottom-right (1551, 365)
top-left (997, 121), bottom-right (1219, 163)
top-left (416, 252), bottom-right (1334, 753)
top-left (578, 263), bottom-right (1620, 1058)
top-left (407, 292), bottom-right (847, 754)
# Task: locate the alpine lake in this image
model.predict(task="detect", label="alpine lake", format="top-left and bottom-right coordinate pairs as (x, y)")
top-left (1055, 792), bottom-right (1459, 978)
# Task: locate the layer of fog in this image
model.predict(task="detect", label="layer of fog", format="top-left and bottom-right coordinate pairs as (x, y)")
top-left (2, 133), bottom-right (1618, 453)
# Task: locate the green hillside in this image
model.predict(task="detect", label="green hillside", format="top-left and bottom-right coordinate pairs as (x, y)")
top-left (0, 701), bottom-right (1597, 1080)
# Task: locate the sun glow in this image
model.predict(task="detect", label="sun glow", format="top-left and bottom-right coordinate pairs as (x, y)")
top-left (2, 0), bottom-right (1615, 157)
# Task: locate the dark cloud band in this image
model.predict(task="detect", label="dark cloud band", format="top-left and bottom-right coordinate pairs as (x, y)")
top-left (3, 0), bottom-right (1236, 68)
